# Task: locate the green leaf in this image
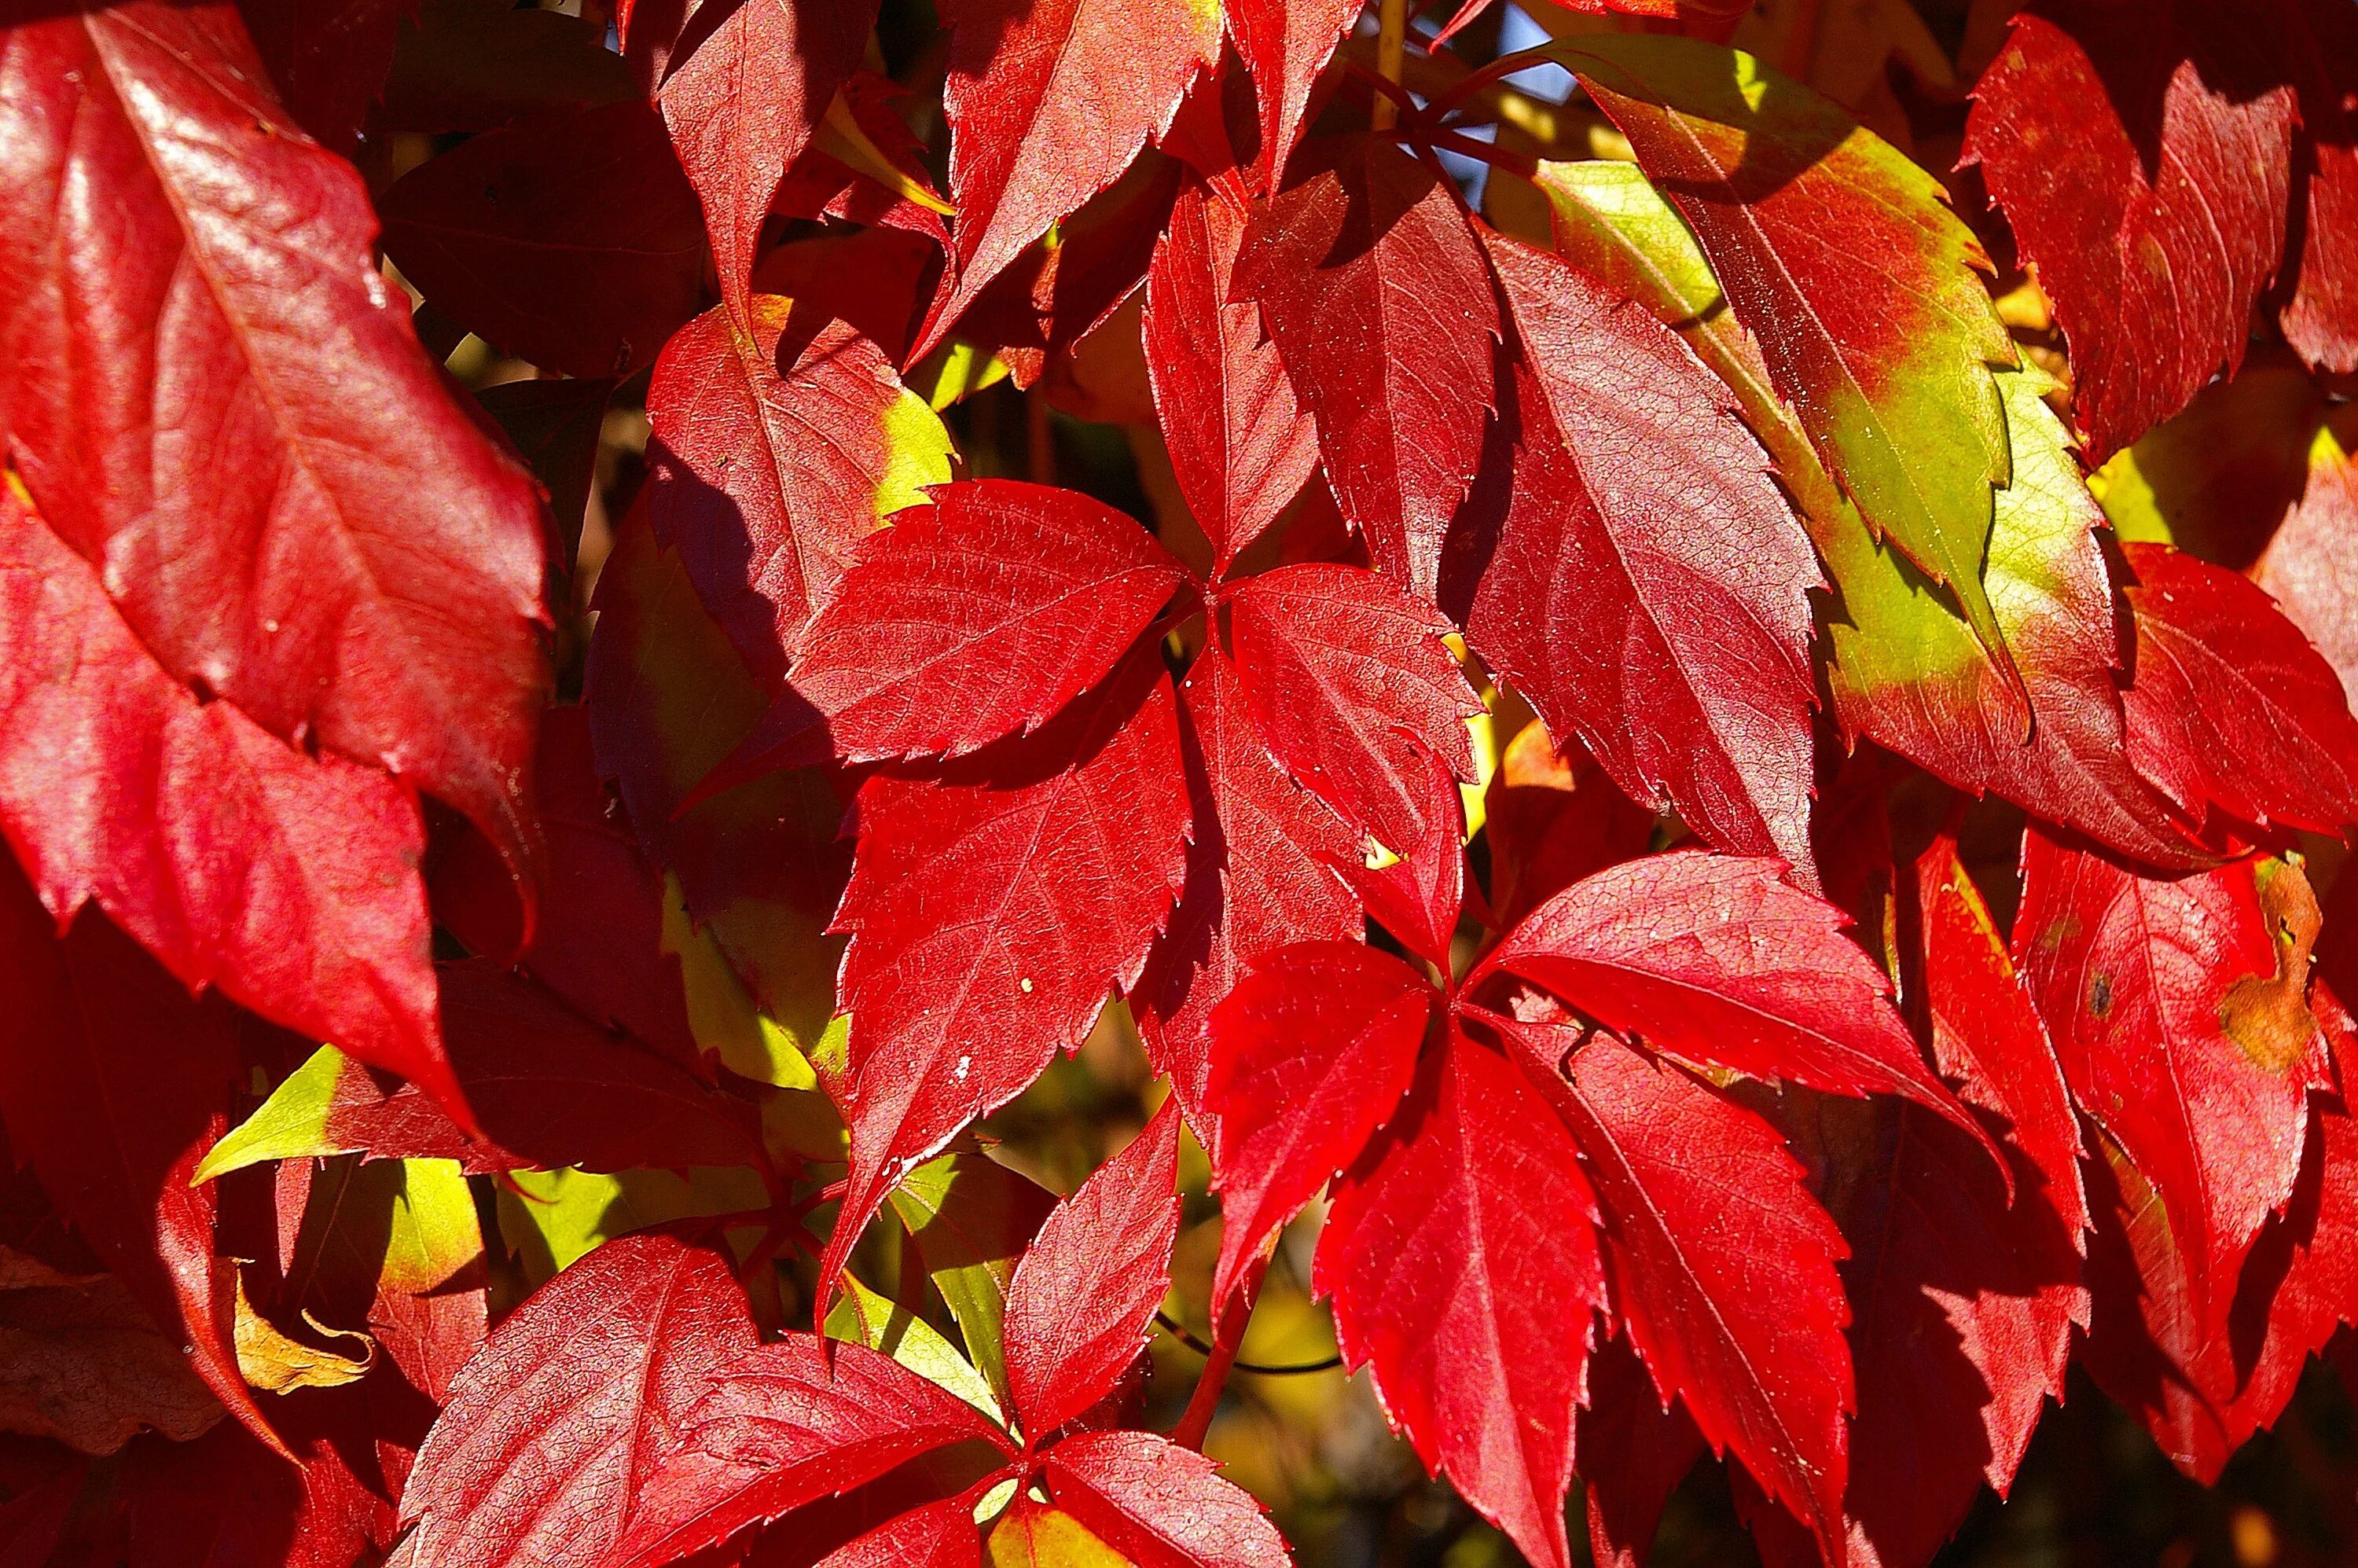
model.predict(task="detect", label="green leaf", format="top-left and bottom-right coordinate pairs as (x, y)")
top-left (1528, 35), bottom-right (2020, 689)
top-left (494, 1165), bottom-right (768, 1283)
top-left (192, 1045), bottom-right (356, 1183)
top-left (887, 1151), bottom-right (1056, 1410)
top-left (823, 1272), bottom-right (1007, 1427)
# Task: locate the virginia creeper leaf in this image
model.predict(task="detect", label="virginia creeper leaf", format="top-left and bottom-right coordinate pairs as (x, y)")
top-left (0, 486), bottom-right (452, 1111)
top-left (922, 0), bottom-right (1220, 357)
top-left (1467, 229), bottom-right (1817, 879)
top-left (235, 0), bottom-right (412, 152)
top-left (0, 1246), bottom-right (223, 1456)
top-left (1963, 0), bottom-right (2295, 461)
top-left (379, 100), bottom-right (706, 380)
top-left (1316, 1024), bottom-right (1605, 1568)
top-left (399, 1233), bottom-right (758, 1568)
top-left (1537, 32), bottom-right (2020, 676)
top-left (820, 1493), bottom-right (988, 1568)
top-left (822, 650), bottom-right (1190, 1312)
top-left (1040, 1429), bottom-right (1295, 1568)
top-left (2117, 540), bottom-right (2358, 836)
top-left (1226, 562), bottom-right (1482, 857)
top-left (889, 1154), bottom-right (1058, 1413)
top-left (0, 865), bottom-right (274, 1459)
top-left (1203, 942), bottom-right (1432, 1325)
top-left (1235, 136), bottom-right (1500, 600)
top-left (1004, 1102), bottom-right (1181, 1441)
top-left (791, 480), bottom-right (1191, 762)
top-left (1225, 0), bottom-right (1363, 187)
top-left (0, 0), bottom-right (550, 887)
top-left (648, 300), bottom-right (953, 680)
top-left (654, 0), bottom-right (875, 320)
top-left (2015, 831), bottom-right (2334, 1337)
top-left (1481, 852), bottom-right (1989, 1141)
top-left (1550, 1030), bottom-right (1853, 1562)
top-left (1576, 1334), bottom-right (1705, 1568)
top-left (615, 1331), bottom-right (1016, 1568)
top-left (2279, 0), bottom-right (2358, 373)
top-left (1133, 643), bottom-right (1362, 1116)
top-left (2256, 428), bottom-right (2358, 708)
top-left (1144, 185), bottom-right (1320, 575)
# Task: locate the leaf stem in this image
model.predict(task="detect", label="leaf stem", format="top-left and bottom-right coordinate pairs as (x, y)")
top-left (1371, 0), bottom-right (1409, 131)
top-left (1170, 1302), bottom-right (1248, 1450)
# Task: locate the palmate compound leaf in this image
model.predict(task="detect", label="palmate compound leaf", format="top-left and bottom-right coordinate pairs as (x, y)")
top-left (1800, 834), bottom-right (2090, 1568)
top-left (1225, 563), bottom-right (1484, 859)
top-left (398, 1233), bottom-right (759, 1568)
top-left (2117, 541), bottom-right (2358, 836)
top-left (1312, 1021), bottom-right (1604, 1568)
top-left (0, 484), bottom-right (454, 1113)
top-left (1464, 228), bottom-right (1818, 881)
top-left (789, 481), bottom-right (1192, 762)
top-left (1530, 1025), bottom-right (1855, 1563)
top-left (1529, 33), bottom-right (2021, 681)
top-left (820, 647), bottom-right (1191, 1315)
top-left (652, 0), bottom-right (875, 320)
top-left (1002, 1103), bottom-right (1181, 1441)
top-left (648, 299), bottom-right (953, 682)
top-left (1203, 943), bottom-right (1434, 1325)
top-left (1132, 643), bottom-right (1363, 1118)
top-left (1477, 852), bottom-right (1991, 1144)
top-left (1234, 135), bottom-right (1500, 601)
top-left (0, 857), bottom-right (278, 1460)
top-left (1963, 0), bottom-right (2295, 462)
top-left (2015, 830), bottom-right (2335, 1340)
top-left (1536, 161), bottom-right (2202, 871)
top-left (916, 0), bottom-right (1221, 359)
top-left (1144, 185), bottom-right (1320, 575)
top-left (0, 0), bottom-right (550, 891)
top-left (2080, 999), bottom-right (2358, 1482)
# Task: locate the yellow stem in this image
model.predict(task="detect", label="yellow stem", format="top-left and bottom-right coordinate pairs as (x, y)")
top-left (1372, 0), bottom-right (1407, 131)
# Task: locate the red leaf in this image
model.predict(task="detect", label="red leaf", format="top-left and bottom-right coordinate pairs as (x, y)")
top-left (1144, 185), bottom-right (1319, 574)
top-left (429, 706), bottom-right (700, 1069)
top-left (1316, 1023), bottom-right (1604, 1568)
top-left (792, 481), bottom-right (1191, 762)
top-left (1226, 562), bottom-right (1482, 857)
top-left (1551, 1030), bottom-right (1853, 1563)
top-left (822, 650), bottom-right (1190, 1309)
top-left (655, 0), bottom-right (875, 318)
top-left (0, 861), bottom-right (279, 1459)
top-left (1793, 840), bottom-right (2088, 1564)
top-left (774, 72), bottom-right (953, 244)
top-left (648, 302), bottom-right (932, 679)
top-left (399, 1234), bottom-right (759, 1568)
top-left (330, 961), bottom-right (762, 1175)
top-left (1576, 1334), bottom-right (1705, 1568)
top-left (0, 0), bottom-right (549, 887)
top-left (0, 485), bottom-right (450, 1114)
top-left (2014, 829), bottom-right (2333, 1336)
top-left (1963, 0), bottom-right (2296, 460)
top-left (2081, 1032), bottom-right (2358, 1487)
top-left (1225, 0), bottom-right (1362, 187)
top-left (2256, 436), bottom-right (2358, 708)
top-left (1467, 232), bottom-right (1818, 879)
top-left (1339, 740), bottom-right (1466, 971)
top-left (920, 0), bottom-right (1219, 358)
top-left (1203, 942), bottom-right (1432, 1324)
top-left (814, 1494), bottom-right (985, 1568)
top-left (2279, 0), bottom-right (2358, 372)
top-left (379, 101), bottom-right (707, 380)
top-left (2118, 541), bottom-right (2358, 835)
top-left (617, 1331), bottom-right (1014, 1568)
top-left (1005, 1103), bottom-right (1182, 1440)
top-left (1041, 1429), bottom-right (1294, 1568)
top-left (1235, 137), bottom-right (1500, 599)
top-left (1132, 644), bottom-right (1361, 1115)
top-left (235, 0), bottom-right (411, 152)
top-left (1482, 853), bottom-right (1988, 1141)
top-left (1483, 723), bottom-right (1658, 932)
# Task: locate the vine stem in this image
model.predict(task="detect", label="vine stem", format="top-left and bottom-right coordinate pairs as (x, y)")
top-left (1371, 0), bottom-right (1409, 131)
top-left (1171, 1256), bottom-right (1267, 1450)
